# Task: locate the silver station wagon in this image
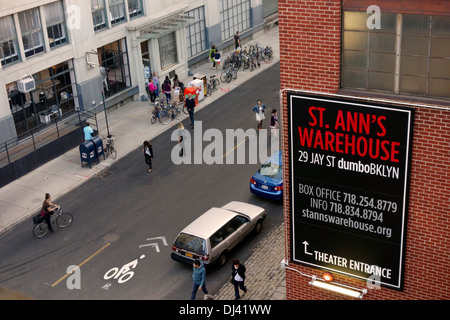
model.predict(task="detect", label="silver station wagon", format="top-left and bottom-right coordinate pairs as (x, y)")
top-left (171, 201), bottom-right (266, 267)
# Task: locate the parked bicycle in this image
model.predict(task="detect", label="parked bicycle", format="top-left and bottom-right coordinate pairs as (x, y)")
top-left (151, 103), bottom-right (171, 125)
top-left (103, 134), bottom-right (117, 159)
top-left (206, 75), bottom-right (220, 96)
top-left (262, 46), bottom-right (274, 63)
top-left (32, 206), bottom-right (73, 238)
top-left (168, 102), bottom-right (182, 120)
top-left (220, 65), bottom-right (238, 83)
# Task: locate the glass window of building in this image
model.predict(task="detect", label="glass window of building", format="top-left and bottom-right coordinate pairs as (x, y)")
top-left (109, 0), bottom-right (126, 25)
top-left (0, 15), bottom-right (20, 66)
top-left (91, 0), bottom-right (107, 31)
top-left (44, 1), bottom-right (68, 49)
top-left (185, 6), bottom-right (206, 58)
top-left (97, 39), bottom-right (131, 97)
top-left (128, 0), bottom-right (143, 19)
top-left (18, 8), bottom-right (45, 58)
top-left (159, 32), bottom-right (178, 69)
top-left (342, 11), bottom-right (397, 92)
top-left (8, 60), bottom-right (76, 137)
top-left (342, 11), bottom-right (450, 99)
top-left (219, 0), bottom-right (251, 41)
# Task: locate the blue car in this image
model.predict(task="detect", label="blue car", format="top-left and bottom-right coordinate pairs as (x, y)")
top-left (250, 151), bottom-right (283, 200)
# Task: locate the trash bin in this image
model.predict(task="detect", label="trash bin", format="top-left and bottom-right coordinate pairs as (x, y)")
top-left (184, 86), bottom-right (199, 106)
top-left (80, 140), bottom-right (96, 168)
top-left (90, 135), bottom-right (105, 161)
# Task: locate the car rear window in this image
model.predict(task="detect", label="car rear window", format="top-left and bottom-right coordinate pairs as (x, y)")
top-left (174, 233), bottom-right (207, 255)
top-left (259, 162), bottom-right (282, 179)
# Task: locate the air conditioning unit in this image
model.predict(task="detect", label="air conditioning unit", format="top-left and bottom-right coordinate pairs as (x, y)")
top-left (17, 76), bottom-right (36, 93)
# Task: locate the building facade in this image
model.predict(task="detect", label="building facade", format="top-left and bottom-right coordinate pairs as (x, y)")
top-left (279, 0), bottom-right (449, 300)
top-left (0, 0), bottom-right (277, 145)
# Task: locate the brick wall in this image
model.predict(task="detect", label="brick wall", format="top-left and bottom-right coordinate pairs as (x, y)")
top-left (279, 0), bottom-right (450, 300)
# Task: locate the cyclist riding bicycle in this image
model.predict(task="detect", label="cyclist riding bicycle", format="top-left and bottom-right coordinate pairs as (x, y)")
top-left (41, 193), bottom-right (58, 233)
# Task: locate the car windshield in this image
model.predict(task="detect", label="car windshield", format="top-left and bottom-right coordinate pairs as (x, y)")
top-left (258, 161), bottom-right (282, 179)
top-left (174, 233), bottom-right (207, 255)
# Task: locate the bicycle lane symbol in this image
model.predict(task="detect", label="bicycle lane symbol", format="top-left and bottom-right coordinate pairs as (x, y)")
top-left (101, 237), bottom-right (167, 290)
top-left (102, 254), bottom-right (146, 288)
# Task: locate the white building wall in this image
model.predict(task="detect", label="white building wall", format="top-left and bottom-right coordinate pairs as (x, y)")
top-left (0, 0), bottom-right (270, 143)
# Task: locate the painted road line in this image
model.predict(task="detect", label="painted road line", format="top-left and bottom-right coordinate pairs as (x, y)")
top-left (51, 242), bottom-right (111, 287)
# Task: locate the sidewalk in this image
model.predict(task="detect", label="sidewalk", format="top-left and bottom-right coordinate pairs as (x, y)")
top-left (0, 25), bottom-right (285, 300)
top-left (215, 223), bottom-right (286, 300)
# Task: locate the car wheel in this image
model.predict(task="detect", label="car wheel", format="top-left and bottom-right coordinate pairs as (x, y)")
top-left (253, 220), bottom-right (263, 235)
top-left (218, 251), bottom-right (228, 267)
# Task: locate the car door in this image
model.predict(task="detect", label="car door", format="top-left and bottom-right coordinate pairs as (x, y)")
top-left (226, 215), bottom-right (250, 250)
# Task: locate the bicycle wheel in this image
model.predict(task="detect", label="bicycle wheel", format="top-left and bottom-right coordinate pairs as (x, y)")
top-left (183, 104), bottom-right (189, 114)
top-left (214, 78), bottom-right (220, 88)
top-left (159, 110), bottom-right (171, 125)
top-left (151, 112), bottom-right (157, 124)
top-left (109, 146), bottom-right (117, 159)
top-left (33, 222), bottom-right (48, 238)
top-left (243, 60), bottom-right (249, 71)
top-left (173, 107), bottom-right (182, 120)
top-left (57, 213), bottom-right (73, 228)
top-left (263, 54), bottom-right (272, 63)
top-left (220, 70), bottom-right (228, 83)
top-left (226, 72), bottom-right (232, 83)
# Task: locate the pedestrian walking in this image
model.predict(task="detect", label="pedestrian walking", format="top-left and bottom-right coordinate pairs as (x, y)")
top-left (186, 93), bottom-right (196, 129)
top-left (148, 79), bottom-right (157, 103)
top-left (191, 260), bottom-right (208, 300)
top-left (152, 72), bottom-right (159, 97)
top-left (270, 108), bottom-right (279, 137)
top-left (252, 99), bottom-right (266, 130)
top-left (143, 140), bottom-right (153, 173)
top-left (231, 258), bottom-right (247, 300)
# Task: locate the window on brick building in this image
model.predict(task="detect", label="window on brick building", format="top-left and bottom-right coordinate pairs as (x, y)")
top-left (342, 11), bottom-right (450, 99)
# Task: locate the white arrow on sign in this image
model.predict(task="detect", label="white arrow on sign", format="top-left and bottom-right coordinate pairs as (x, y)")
top-left (139, 236), bottom-right (168, 252)
top-left (302, 241), bottom-right (313, 256)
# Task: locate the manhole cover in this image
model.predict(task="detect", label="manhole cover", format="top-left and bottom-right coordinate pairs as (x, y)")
top-left (97, 169), bottom-right (113, 179)
top-left (103, 233), bottom-right (119, 243)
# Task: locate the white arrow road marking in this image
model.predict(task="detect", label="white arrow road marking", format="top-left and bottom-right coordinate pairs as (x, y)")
top-left (139, 243), bottom-right (160, 252)
top-left (146, 236), bottom-right (168, 246)
top-left (139, 236), bottom-right (168, 252)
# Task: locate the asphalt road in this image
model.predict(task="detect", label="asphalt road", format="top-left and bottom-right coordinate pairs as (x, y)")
top-left (0, 62), bottom-right (282, 300)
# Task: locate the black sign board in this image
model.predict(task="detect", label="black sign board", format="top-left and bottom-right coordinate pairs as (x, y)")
top-left (288, 93), bottom-right (414, 290)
